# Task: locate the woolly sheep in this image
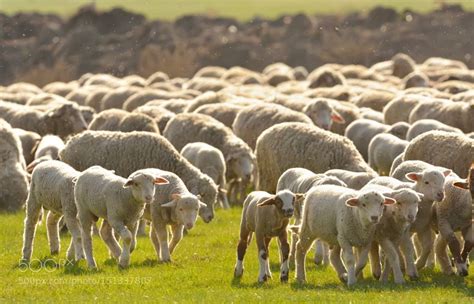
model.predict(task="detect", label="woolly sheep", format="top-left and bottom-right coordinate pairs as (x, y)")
top-left (159, 99), bottom-right (190, 113)
top-left (74, 165), bottom-right (169, 268)
top-left (185, 77), bottom-right (229, 92)
top-left (146, 71), bottom-right (170, 86)
top-left (0, 119), bottom-right (29, 212)
top-left (88, 109), bottom-right (160, 133)
top-left (302, 98), bottom-right (345, 131)
top-left (100, 86), bottom-right (141, 111)
top-left (392, 53), bottom-right (416, 78)
top-left (13, 128), bottom-right (41, 165)
top-left (181, 142), bottom-right (229, 209)
top-left (184, 91), bottom-right (221, 113)
top-left (383, 94), bottom-right (428, 125)
top-left (133, 105), bottom-right (176, 133)
top-left (26, 135), bottom-right (65, 173)
top-left (353, 89), bottom-right (396, 112)
top-left (234, 190), bottom-right (303, 282)
top-left (359, 107), bottom-right (385, 123)
top-left (406, 119), bottom-right (463, 140)
top-left (21, 160), bottom-right (83, 263)
top-left (138, 168), bottom-right (206, 262)
top-left (256, 122), bottom-right (374, 192)
top-left (43, 81), bottom-right (78, 97)
top-left (194, 103), bottom-right (244, 128)
top-left (368, 133), bottom-right (409, 176)
top-left (403, 131), bottom-right (474, 178)
top-left (123, 90), bottom-right (178, 112)
top-left (84, 87), bottom-right (110, 112)
top-left (194, 66), bottom-right (227, 79)
top-left (293, 185), bottom-right (395, 285)
top-left (60, 131), bottom-right (218, 223)
top-left (307, 67), bottom-right (346, 88)
top-left (0, 101), bottom-right (87, 138)
top-left (164, 113), bottom-right (255, 204)
top-left (403, 71), bottom-right (429, 89)
top-left (325, 169), bottom-right (377, 190)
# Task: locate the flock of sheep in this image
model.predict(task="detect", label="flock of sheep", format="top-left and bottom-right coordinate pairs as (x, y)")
top-left (0, 52), bottom-right (472, 286)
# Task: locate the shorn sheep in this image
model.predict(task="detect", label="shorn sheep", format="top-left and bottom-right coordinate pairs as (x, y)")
top-left (60, 131), bottom-right (218, 223)
top-left (256, 122), bottom-right (374, 192)
top-left (74, 166), bottom-right (169, 268)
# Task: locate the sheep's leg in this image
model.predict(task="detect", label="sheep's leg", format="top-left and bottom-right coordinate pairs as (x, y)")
top-left (110, 221), bottom-right (132, 268)
top-left (228, 180), bottom-right (237, 205)
top-left (295, 235), bottom-right (315, 283)
top-left (63, 213), bottom-right (84, 261)
top-left (434, 234), bottom-right (453, 275)
top-left (380, 238), bottom-right (404, 284)
top-left (234, 227), bottom-right (250, 278)
top-left (264, 237), bottom-right (272, 279)
top-left (128, 222), bottom-right (138, 253)
top-left (440, 222), bottom-right (468, 276)
top-left (415, 229), bottom-right (433, 270)
top-left (154, 222), bottom-right (171, 262)
top-left (256, 233), bottom-right (270, 282)
top-left (278, 232), bottom-right (290, 282)
top-left (314, 240), bottom-right (325, 265)
top-left (369, 241), bottom-right (381, 279)
top-left (46, 211), bottom-right (62, 255)
top-left (21, 195), bottom-right (42, 263)
top-left (99, 220), bottom-right (121, 260)
top-left (238, 180), bottom-right (248, 205)
top-left (219, 188), bottom-right (230, 209)
top-left (78, 212), bottom-right (96, 269)
top-left (330, 245), bottom-right (347, 283)
top-left (340, 240), bottom-right (356, 286)
top-left (289, 232), bottom-right (298, 267)
top-left (460, 224), bottom-right (473, 264)
top-left (169, 224), bottom-right (184, 254)
top-left (149, 225), bottom-right (161, 260)
top-left (381, 255), bottom-right (392, 282)
top-left (400, 231), bottom-right (418, 279)
top-left (355, 245), bottom-right (370, 279)
top-left (136, 219), bottom-right (147, 237)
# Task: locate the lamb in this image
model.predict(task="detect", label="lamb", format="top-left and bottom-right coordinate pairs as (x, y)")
top-left (432, 174), bottom-right (473, 276)
top-left (163, 113), bottom-right (256, 205)
top-left (181, 142), bottom-right (229, 209)
top-left (408, 99), bottom-right (474, 133)
top-left (234, 190), bottom-right (303, 282)
top-left (133, 105), bottom-right (176, 133)
top-left (301, 98), bottom-right (346, 131)
top-left (368, 133), bottom-right (409, 176)
top-left (0, 100), bottom-right (88, 138)
top-left (74, 165), bottom-right (169, 268)
top-left (60, 131), bottom-right (218, 223)
top-left (21, 160), bottom-right (83, 263)
top-left (403, 131), bottom-right (474, 178)
top-left (88, 109), bottom-right (160, 133)
top-left (383, 94), bottom-right (428, 125)
top-left (256, 122), bottom-right (375, 192)
top-left (138, 168), bottom-right (206, 262)
top-left (406, 119), bottom-right (463, 140)
top-left (13, 128), bottom-right (41, 165)
top-left (0, 119), bottom-right (29, 212)
top-left (232, 103), bottom-right (312, 150)
top-left (293, 185), bottom-right (395, 285)
top-left (26, 135), bottom-right (65, 173)
top-left (194, 103), bottom-right (244, 129)
top-left (325, 169), bottom-right (377, 190)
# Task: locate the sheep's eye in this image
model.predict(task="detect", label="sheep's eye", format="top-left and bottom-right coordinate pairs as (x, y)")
top-left (424, 181), bottom-right (429, 185)
top-left (362, 203), bottom-right (366, 207)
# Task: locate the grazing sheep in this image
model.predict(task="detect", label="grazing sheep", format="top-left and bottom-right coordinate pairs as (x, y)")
top-left (163, 113), bottom-right (255, 205)
top-left (13, 128), bottom-right (41, 165)
top-left (368, 133), bottom-right (409, 176)
top-left (181, 142), bottom-right (229, 209)
top-left (403, 131), bottom-right (474, 178)
top-left (293, 185), bottom-right (395, 285)
top-left (0, 119), bottom-right (29, 212)
top-left (194, 103), bottom-right (244, 129)
top-left (232, 103), bottom-right (312, 149)
top-left (256, 122), bottom-right (374, 192)
top-left (392, 53), bottom-right (416, 78)
top-left (325, 169), bottom-right (377, 190)
top-left (184, 91), bottom-right (221, 113)
top-left (406, 119), bottom-right (463, 140)
top-left (403, 71), bottom-right (429, 89)
top-left (234, 190), bottom-right (303, 282)
top-left (100, 86), bottom-right (141, 111)
top-left (133, 105), bottom-right (176, 133)
top-left (88, 109), bottom-right (159, 133)
top-left (0, 101), bottom-right (87, 138)
top-left (383, 94), bottom-right (428, 125)
top-left (84, 87), bottom-right (110, 112)
top-left (308, 67), bottom-right (346, 88)
top-left (123, 90), bottom-right (177, 112)
top-left (60, 131), bottom-right (217, 223)
top-left (26, 135), bottom-right (65, 173)
top-left (138, 168), bottom-right (206, 262)
top-left (21, 160), bottom-right (83, 263)
top-left (74, 166), bottom-right (169, 268)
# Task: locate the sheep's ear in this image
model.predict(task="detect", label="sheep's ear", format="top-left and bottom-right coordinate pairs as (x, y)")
top-left (154, 176), bottom-right (169, 185)
top-left (345, 198), bottom-right (359, 207)
top-left (295, 193), bottom-right (305, 201)
top-left (171, 193), bottom-right (181, 201)
top-left (331, 111), bottom-right (345, 124)
top-left (383, 197), bottom-right (397, 205)
top-left (416, 192), bottom-right (425, 201)
top-left (198, 202), bottom-right (207, 209)
top-left (453, 180), bottom-right (469, 190)
top-left (257, 196), bottom-right (276, 207)
top-left (161, 201), bottom-right (177, 208)
top-left (123, 179), bottom-right (135, 188)
top-left (443, 170), bottom-right (452, 177)
top-left (405, 172), bottom-right (421, 182)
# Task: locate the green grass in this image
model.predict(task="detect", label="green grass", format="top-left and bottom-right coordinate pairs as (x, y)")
top-left (0, 209), bottom-right (473, 302)
top-left (0, 0), bottom-right (473, 21)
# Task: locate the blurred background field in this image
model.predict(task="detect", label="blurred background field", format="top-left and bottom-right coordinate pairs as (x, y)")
top-left (1, 0), bottom-right (474, 20)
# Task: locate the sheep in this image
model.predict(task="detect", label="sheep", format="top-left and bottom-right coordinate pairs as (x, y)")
top-left (344, 119), bottom-right (408, 161)
top-left (406, 119), bottom-right (464, 140)
top-left (6, 82), bottom-right (42, 94)
top-left (307, 67), bottom-right (346, 88)
top-left (359, 107), bottom-right (385, 123)
top-left (138, 168), bottom-right (206, 262)
top-left (163, 113), bottom-right (255, 205)
top-left (184, 91), bottom-right (221, 113)
top-left (0, 92), bottom-right (35, 105)
top-left (403, 71), bottom-right (429, 89)
top-left (293, 66), bottom-right (308, 80)
top-left (100, 86), bottom-right (141, 111)
top-left (181, 142), bottom-right (229, 209)
top-left (0, 100), bottom-right (87, 138)
top-left (194, 66), bottom-right (227, 79)
top-left (146, 71), bottom-right (170, 86)
top-left (26, 135), bottom-right (65, 173)
top-left (74, 165), bottom-right (169, 268)
top-left (293, 185), bottom-right (395, 285)
top-left (301, 98), bottom-right (346, 131)
top-left (133, 105), bottom-right (176, 133)
top-left (194, 103), bottom-right (244, 129)
top-left (325, 169), bottom-right (377, 190)
top-left (255, 122), bottom-right (375, 192)
top-left (353, 89), bottom-right (396, 112)
top-left (432, 174), bottom-right (473, 276)
top-left (159, 99), bottom-right (190, 113)
top-left (234, 190), bottom-right (303, 282)
top-left (276, 168), bottom-right (347, 265)
top-left (0, 119), bottom-right (29, 212)
top-left (123, 90), bottom-right (179, 112)
top-left (185, 77), bottom-right (229, 92)
top-left (383, 94), bottom-right (429, 125)
top-left (60, 131), bottom-right (218, 223)
top-left (368, 133), bottom-right (409, 176)
top-left (88, 109), bottom-right (160, 133)
top-left (43, 81), bottom-right (78, 97)
top-left (408, 99), bottom-right (474, 133)
top-left (21, 160), bottom-right (83, 263)
top-left (403, 131), bottom-right (474, 178)
top-left (232, 103), bottom-right (312, 150)
top-left (84, 87), bottom-right (110, 112)
top-left (12, 128), bottom-right (41, 165)
top-left (391, 53), bottom-right (416, 78)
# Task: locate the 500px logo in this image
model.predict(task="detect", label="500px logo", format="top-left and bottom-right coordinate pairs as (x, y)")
top-left (18, 258), bottom-right (75, 272)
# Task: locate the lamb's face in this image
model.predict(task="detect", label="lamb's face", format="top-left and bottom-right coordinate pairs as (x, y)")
top-left (275, 190), bottom-right (296, 218)
top-left (196, 176), bottom-right (217, 223)
top-left (346, 191), bottom-right (395, 226)
top-left (407, 169), bottom-right (450, 202)
top-left (124, 173), bottom-right (169, 204)
top-left (304, 100), bottom-right (333, 131)
top-left (175, 195), bottom-right (205, 230)
top-left (390, 189), bottom-right (422, 224)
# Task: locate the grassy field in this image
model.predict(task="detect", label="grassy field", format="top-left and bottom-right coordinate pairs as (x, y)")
top-left (0, 209), bottom-right (473, 302)
top-left (0, 0), bottom-right (473, 20)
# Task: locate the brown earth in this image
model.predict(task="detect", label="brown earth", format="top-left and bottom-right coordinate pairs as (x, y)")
top-left (0, 4), bottom-right (473, 86)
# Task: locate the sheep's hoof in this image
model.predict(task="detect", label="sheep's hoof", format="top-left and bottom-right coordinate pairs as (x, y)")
top-left (458, 269), bottom-right (468, 277)
top-left (234, 268), bottom-right (243, 278)
top-left (160, 258), bottom-right (172, 263)
top-left (338, 273), bottom-right (348, 283)
top-left (280, 274), bottom-right (289, 283)
top-left (258, 274), bottom-right (268, 283)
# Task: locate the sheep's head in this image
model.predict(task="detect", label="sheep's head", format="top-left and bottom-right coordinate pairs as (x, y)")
top-left (405, 168), bottom-right (451, 202)
top-left (257, 190), bottom-right (304, 218)
top-left (44, 103), bottom-right (88, 137)
top-left (226, 151), bottom-right (255, 182)
top-left (303, 99), bottom-right (345, 131)
top-left (124, 172), bottom-right (169, 205)
top-left (190, 174), bottom-right (218, 223)
top-left (161, 193), bottom-right (206, 230)
top-left (385, 189), bottom-right (423, 224)
top-left (346, 190), bottom-right (395, 226)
